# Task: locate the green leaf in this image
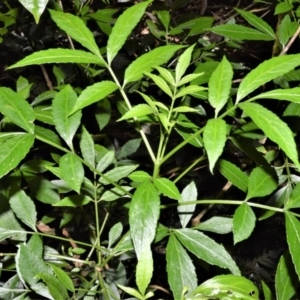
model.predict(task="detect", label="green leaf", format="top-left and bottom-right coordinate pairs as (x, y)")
top-left (118, 285), bottom-right (144, 300)
top-left (117, 138), bottom-right (142, 159)
top-left (153, 178), bottom-right (181, 200)
top-left (251, 87), bottom-right (300, 103)
top-left (240, 102), bottom-right (299, 169)
top-left (34, 125), bottom-right (62, 148)
top-left (49, 10), bottom-right (101, 58)
top-left (95, 98), bottom-right (111, 130)
top-left (34, 106), bottom-right (54, 125)
top-left (9, 188), bottom-right (37, 232)
top-left (37, 272), bottom-right (68, 300)
top-left (285, 212), bottom-right (300, 279)
top-left (0, 194), bottom-right (26, 241)
top-left (136, 246), bottom-right (153, 296)
top-left (236, 8), bottom-right (275, 39)
top-left (8, 49), bottom-right (104, 69)
top-left (262, 281), bottom-right (274, 300)
top-left (50, 264), bottom-right (74, 292)
top-left (19, 0), bottom-right (48, 23)
top-left (99, 165), bottom-right (138, 185)
top-left (96, 150), bottom-right (115, 173)
top-left (0, 274), bottom-right (26, 299)
top-left (210, 24), bottom-right (274, 41)
top-left (237, 54), bottom-right (300, 102)
top-left (80, 126), bottom-right (95, 167)
top-left (52, 85), bottom-right (81, 148)
top-left (275, 2), bottom-right (293, 14)
top-left (286, 183), bottom-right (300, 209)
top-left (246, 166), bottom-right (278, 200)
top-left (175, 85), bottom-right (206, 98)
top-left (107, 1), bottom-right (151, 64)
top-left (59, 153), bottom-right (84, 193)
top-left (17, 76), bottom-right (32, 100)
top-left (156, 66), bottom-right (176, 86)
top-left (70, 81), bottom-right (118, 115)
top-left (108, 222), bottom-right (123, 248)
top-left (0, 87), bottom-right (35, 133)
top-left (145, 72), bottom-right (173, 97)
top-left (203, 118), bottom-right (227, 173)
top-left (189, 275), bottom-right (259, 300)
top-left (233, 203), bottom-right (256, 244)
top-left (156, 10), bottom-right (170, 30)
top-left (118, 104), bottom-right (154, 121)
top-left (124, 45), bottom-right (183, 85)
top-left (178, 181), bottom-right (197, 228)
top-left (275, 252), bottom-right (298, 300)
top-left (129, 181), bottom-right (160, 259)
top-left (0, 133), bottom-right (34, 178)
top-left (175, 228), bottom-right (240, 275)
top-left (166, 234), bottom-right (197, 300)
top-left (175, 126), bottom-right (203, 148)
top-left (28, 177), bottom-right (60, 205)
top-left (208, 56), bottom-right (233, 116)
top-left (175, 45), bottom-right (195, 83)
top-left (177, 73), bottom-right (204, 86)
top-left (218, 159), bottom-right (248, 192)
top-left (172, 106), bottom-right (200, 113)
top-left (128, 171), bottom-right (151, 182)
top-left (53, 195), bottom-right (91, 207)
top-left (16, 244), bottom-right (53, 299)
top-left (194, 216), bottom-right (233, 234)
top-left (100, 186), bottom-right (133, 201)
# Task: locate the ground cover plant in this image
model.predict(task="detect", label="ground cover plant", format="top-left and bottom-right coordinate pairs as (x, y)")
top-left (2, 0), bottom-right (300, 299)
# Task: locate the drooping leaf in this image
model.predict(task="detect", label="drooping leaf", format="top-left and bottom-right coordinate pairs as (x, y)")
top-left (49, 10), bottom-right (102, 58)
top-left (136, 246), bottom-right (153, 296)
top-left (52, 85), bottom-right (81, 148)
top-left (208, 56), bottom-right (233, 117)
top-left (210, 24), bottom-right (274, 41)
top-left (107, 1), bottom-right (151, 64)
top-left (70, 81), bottom-right (118, 114)
top-left (80, 126), bottom-right (95, 167)
top-left (153, 178), bottom-right (181, 200)
top-left (124, 45), bottom-right (183, 85)
top-left (175, 44), bottom-right (195, 83)
top-left (8, 49), bottom-right (105, 69)
top-left (285, 212), bottom-right (300, 279)
top-left (178, 181), bottom-right (197, 228)
top-left (99, 165), bottom-right (138, 185)
top-left (275, 252), bottom-right (298, 300)
top-left (203, 118), bottom-right (227, 173)
top-left (9, 187), bottom-right (37, 232)
top-left (193, 216), bottom-right (233, 234)
top-left (237, 54), bottom-right (300, 102)
top-left (240, 102), bottom-right (299, 169)
top-left (236, 8), bottom-right (275, 39)
top-left (175, 228), bottom-right (240, 275)
top-left (233, 203), bottom-right (256, 244)
top-left (189, 275), bottom-right (259, 300)
top-left (218, 159), bottom-right (248, 192)
top-left (246, 166), bottom-right (278, 200)
top-left (0, 87), bottom-right (35, 133)
top-left (166, 234), bottom-right (197, 299)
top-left (0, 133), bottom-right (34, 179)
top-left (19, 0), bottom-right (49, 23)
top-left (129, 181), bottom-right (160, 259)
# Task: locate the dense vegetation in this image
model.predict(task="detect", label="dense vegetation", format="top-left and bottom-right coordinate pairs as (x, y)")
top-left (1, 0), bottom-right (300, 299)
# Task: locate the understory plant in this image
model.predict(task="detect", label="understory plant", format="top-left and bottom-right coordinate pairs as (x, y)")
top-left (2, 0), bottom-right (300, 299)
